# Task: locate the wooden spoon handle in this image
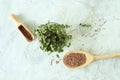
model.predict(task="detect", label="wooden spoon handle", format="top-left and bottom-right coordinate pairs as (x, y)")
top-left (94, 54), bottom-right (120, 60)
top-left (10, 14), bottom-right (20, 26)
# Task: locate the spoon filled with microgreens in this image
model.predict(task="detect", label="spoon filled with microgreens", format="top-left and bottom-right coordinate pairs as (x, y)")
top-left (63, 51), bottom-right (120, 69)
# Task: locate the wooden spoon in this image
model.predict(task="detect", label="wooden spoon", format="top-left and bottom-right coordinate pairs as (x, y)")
top-left (63, 51), bottom-right (120, 69)
top-left (10, 14), bottom-right (34, 42)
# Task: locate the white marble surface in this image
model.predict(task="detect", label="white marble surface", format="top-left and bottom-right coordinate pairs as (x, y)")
top-left (1, 0), bottom-right (120, 80)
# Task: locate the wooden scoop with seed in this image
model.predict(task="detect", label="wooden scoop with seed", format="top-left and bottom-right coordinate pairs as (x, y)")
top-left (63, 51), bottom-right (120, 69)
top-left (10, 14), bottom-right (34, 42)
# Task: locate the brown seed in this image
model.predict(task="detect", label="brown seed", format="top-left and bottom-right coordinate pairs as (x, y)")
top-left (56, 61), bottom-right (59, 64)
top-left (63, 53), bottom-right (86, 67)
top-left (18, 25), bottom-right (33, 41)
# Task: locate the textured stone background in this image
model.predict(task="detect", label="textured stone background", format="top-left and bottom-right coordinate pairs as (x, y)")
top-left (0, 0), bottom-right (120, 80)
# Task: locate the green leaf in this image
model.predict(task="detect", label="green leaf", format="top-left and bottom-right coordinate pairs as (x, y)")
top-left (35, 21), bottom-right (72, 54)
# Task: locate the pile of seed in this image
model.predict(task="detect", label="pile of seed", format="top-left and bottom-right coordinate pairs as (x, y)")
top-left (63, 53), bottom-right (86, 67)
